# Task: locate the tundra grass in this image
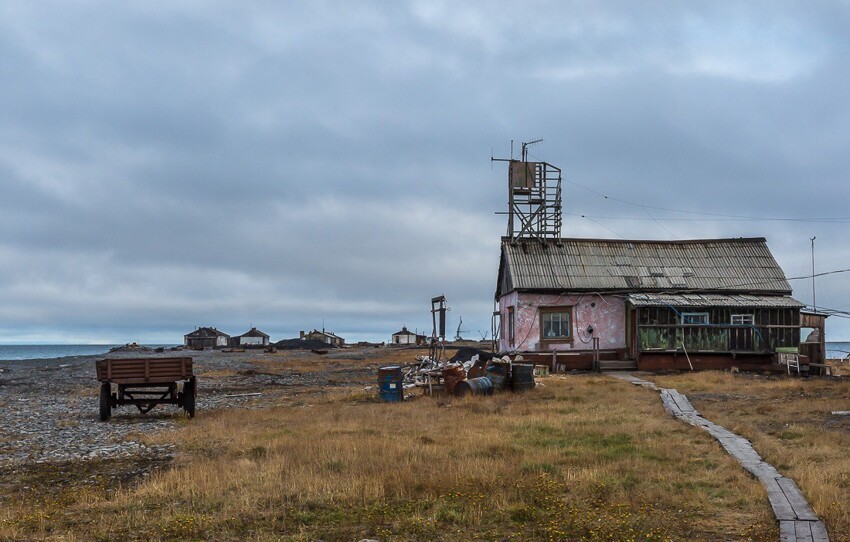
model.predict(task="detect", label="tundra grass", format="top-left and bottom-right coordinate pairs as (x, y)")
top-left (0, 372), bottom-right (776, 541)
top-left (650, 371), bottom-right (850, 542)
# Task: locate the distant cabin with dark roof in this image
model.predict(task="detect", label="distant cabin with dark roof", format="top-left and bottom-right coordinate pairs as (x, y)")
top-left (300, 329), bottom-right (345, 347)
top-left (496, 237), bottom-right (804, 371)
top-left (391, 326), bottom-right (427, 345)
top-left (237, 327), bottom-right (270, 347)
top-left (184, 327), bottom-right (231, 349)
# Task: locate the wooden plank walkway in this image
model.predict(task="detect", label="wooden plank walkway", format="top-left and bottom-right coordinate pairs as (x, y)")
top-left (607, 372), bottom-right (830, 542)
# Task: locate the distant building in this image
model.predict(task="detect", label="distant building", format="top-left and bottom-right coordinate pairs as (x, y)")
top-left (391, 326), bottom-right (426, 345)
top-left (301, 329), bottom-right (345, 347)
top-left (184, 327), bottom-right (230, 349)
top-left (236, 327), bottom-right (270, 347)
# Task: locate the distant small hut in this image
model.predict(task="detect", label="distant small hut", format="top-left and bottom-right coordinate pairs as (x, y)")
top-left (391, 326), bottom-right (426, 345)
top-left (184, 327), bottom-right (231, 349)
top-left (235, 327), bottom-right (270, 347)
top-left (300, 329), bottom-right (345, 347)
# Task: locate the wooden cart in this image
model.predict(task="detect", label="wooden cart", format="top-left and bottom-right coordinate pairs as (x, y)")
top-left (95, 357), bottom-right (196, 421)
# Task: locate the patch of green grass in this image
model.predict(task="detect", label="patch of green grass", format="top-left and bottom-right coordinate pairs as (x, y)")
top-left (779, 428), bottom-right (804, 440)
top-left (434, 502), bottom-right (464, 524)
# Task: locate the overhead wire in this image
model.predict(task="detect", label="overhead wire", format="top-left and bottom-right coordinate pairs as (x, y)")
top-left (525, 147), bottom-right (850, 225)
top-left (642, 206), bottom-right (680, 239)
top-left (566, 212), bottom-right (850, 224)
top-left (581, 216), bottom-right (624, 239)
top-left (563, 177), bottom-right (850, 223)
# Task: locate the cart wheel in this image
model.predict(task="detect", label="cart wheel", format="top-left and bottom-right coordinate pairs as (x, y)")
top-left (183, 379), bottom-right (196, 418)
top-left (99, 382), bottom-right (111, 421)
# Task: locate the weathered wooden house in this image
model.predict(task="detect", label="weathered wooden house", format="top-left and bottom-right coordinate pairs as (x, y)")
top-left (496, 237), bottom-right (804, 371)
top-left (236, 327), bottom-right (270, 347)
top-left (391, 326), bottom-right (427, 345)
top-left (184, 327), bottom-right (230, 349)
top-left (300, 329), bottom-right (345, 347)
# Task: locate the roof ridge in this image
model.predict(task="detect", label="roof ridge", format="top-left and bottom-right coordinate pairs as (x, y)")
top-left (500, 236), bottom-right (767, 245)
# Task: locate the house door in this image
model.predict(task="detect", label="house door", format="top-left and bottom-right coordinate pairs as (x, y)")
top-left (729, 314), bottom-right (754, 351)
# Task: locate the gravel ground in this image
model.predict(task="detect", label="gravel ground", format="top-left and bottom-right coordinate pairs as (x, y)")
top-left (0, 348), bottom-right (380, 471)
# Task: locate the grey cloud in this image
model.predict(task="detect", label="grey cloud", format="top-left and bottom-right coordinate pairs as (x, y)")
top-left (1, 1), bottom-right (849, 342)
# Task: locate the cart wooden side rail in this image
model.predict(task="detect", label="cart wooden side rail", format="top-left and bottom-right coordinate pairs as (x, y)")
top-left (96, 357), bottom-right (196, 421)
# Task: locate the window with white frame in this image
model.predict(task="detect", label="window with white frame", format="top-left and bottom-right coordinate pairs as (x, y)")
top-left (682, 312), bottom-right (709, 325)
top-left (731, 314), bottom-right (754, 326)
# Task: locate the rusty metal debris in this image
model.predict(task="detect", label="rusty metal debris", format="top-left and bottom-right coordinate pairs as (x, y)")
top-left (398, 352), bottom-right (537, 398)
top-left (377, 295), bottom-right (540, 401)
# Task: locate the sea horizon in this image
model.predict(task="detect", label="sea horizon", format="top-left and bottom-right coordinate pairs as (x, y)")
top-left (1, 341), bottom-right (848, 362)
top-left (0, 344), bottom-right (181, 361)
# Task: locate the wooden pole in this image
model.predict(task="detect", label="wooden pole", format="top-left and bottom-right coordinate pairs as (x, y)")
top-left (681, 342), bottom-right (694, 371)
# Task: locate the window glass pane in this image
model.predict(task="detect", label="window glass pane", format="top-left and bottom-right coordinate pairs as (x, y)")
top-left (732, 314), bottom-right (754, 325)
top-left (682, 313), bottom-right (708, 325)
top-left (542, 311), bottom-right (570, 338)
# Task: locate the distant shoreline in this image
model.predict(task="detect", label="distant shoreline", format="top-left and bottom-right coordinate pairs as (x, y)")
top-left (0, 344), bottom-right (178, 362)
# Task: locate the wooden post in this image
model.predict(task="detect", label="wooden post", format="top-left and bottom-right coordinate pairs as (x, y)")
top-left (681, 342), bottom-right (694, 371)
top-left (593, 337), bottom-right (600, 372)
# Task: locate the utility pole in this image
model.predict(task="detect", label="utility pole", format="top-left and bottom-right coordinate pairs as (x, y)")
top-left (810, 236), bottom-right (817, 313)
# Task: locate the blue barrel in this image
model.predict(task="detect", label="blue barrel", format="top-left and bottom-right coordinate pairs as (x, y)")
top-left (453, 376), bottom-right (494, 398)
top-left (378, 366), bottom-right (404, 402)
top-left (486, 361), bottom-right (510, 391)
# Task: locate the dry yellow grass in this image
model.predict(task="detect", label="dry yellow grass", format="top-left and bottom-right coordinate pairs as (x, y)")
top-left (649, 371), bottom-right (850, 542)
top-left (0, 370), bottom-right (777, 541)
top-left (249, 346), bottom-right (443, 374)
top-left (827, 358), bottom-right (850, 376)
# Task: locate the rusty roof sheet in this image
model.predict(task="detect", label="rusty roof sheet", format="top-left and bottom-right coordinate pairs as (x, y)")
top-left (498, 237), bottom-right (792, 296)
top-left (626, 293), bottom-right (803, 308)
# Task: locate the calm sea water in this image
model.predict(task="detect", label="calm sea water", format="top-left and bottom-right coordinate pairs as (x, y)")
top-left (0, 345), bottom-right (176, 361)
top-left (827, 342), bottom-right (850, 360)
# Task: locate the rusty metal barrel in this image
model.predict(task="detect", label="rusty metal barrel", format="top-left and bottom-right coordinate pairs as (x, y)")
top-left (377, 366), bottom-right (404, 402)
top-left (453, 376), bottom-right (494, 398)
top-left (486, 361), bottom-right (510, 391)
top-left (510, 363), bottom-right (535, 392)
top-left (441, 365), bottom-right (466, 396)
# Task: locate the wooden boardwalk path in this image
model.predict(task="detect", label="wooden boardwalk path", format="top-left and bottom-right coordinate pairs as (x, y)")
top-left (608, 372), bottom-right (830, 542)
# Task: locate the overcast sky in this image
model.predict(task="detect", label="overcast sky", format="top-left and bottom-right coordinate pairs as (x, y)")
top-left (1, 1), bottom-right (849, 344)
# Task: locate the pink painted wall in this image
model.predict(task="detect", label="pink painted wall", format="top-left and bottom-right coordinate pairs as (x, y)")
top-left (498, 292), bottom-right (627, 353)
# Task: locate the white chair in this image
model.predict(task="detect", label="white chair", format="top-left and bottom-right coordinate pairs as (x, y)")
top-left (778, 352), bottom-right (800, 376)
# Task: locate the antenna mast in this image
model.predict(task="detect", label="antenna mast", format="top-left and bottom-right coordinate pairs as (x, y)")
top-left (811, 237), bottom-right (817, 312)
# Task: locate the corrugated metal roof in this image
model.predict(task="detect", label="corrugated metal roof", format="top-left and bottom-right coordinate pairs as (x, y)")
top-left (185, 327), bottom-right (230, 338)
top-left (240, 328), bottom-right (269, 338)
top-left (498, 237), bottom-right (792, 296)
top-left (626, 293), bottom-right (804, 308)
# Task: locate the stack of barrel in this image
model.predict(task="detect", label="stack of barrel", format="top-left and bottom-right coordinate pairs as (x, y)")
top-left (377, 360), bottom-right (536, 402)
top-left (452, 361), bottom-right (535, 398)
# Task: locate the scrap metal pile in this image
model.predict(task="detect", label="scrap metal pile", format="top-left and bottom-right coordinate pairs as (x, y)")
top-left (378, 295), bottom-right (538, 402)
top-left (403, 352), bottom-right (536, 397)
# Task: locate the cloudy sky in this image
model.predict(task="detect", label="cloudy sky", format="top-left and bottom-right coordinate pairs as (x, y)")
top-left (1, 1), bottom-right (849, 344)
